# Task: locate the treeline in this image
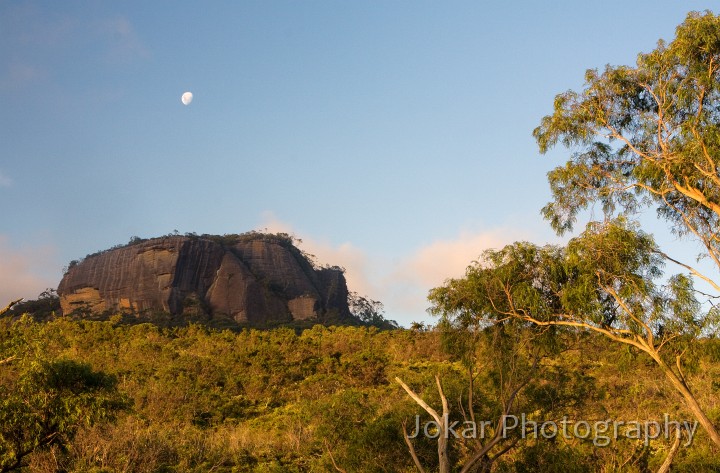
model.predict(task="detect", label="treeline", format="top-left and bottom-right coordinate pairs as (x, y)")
top-left (66, 231), bottom-right (319, 275)
top-left (1, 314), bottom-right (719, 472)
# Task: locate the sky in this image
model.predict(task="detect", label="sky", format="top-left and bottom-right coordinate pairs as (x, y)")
top-left (1, 1), bottom-right (716, 326)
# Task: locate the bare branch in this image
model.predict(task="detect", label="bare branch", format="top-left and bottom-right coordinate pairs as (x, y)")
top-left (402, 420), bottom-right (427, 473)
top-left (459, 359), bottom-right (537, 473)
top-left (395, 377), bottom-right (442, 426)
top-left (0, 356), bottom-right (16, 366)
top-left (515, 313), bottom-right (649, 353)
top-left (396, 375), bottom-right (451, 473)
top-left (655, 249), bottom-right (720, 293)
top-left (436, 375), bottom-right (449, 421)
top-left (0, 299), bottom-right (22, 317)
top-left (657, 427), bottom-right (682, 473)
top-left (323, 439), bottom-right (347, 473)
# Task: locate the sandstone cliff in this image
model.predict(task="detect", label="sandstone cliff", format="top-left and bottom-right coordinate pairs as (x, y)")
top-left (57, 234), bottom-right (352, 324)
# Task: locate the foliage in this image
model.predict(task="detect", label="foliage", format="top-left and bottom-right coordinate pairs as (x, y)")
top-left (534, 10), bottom-right (720, 288)
top-left (407, 9), bottom-right (720, 459)
top-left (525, 9), bottom-right (720, 448)
top-left (6, 290), bottom-right (60, 320)
top-left (66, 231), bottom-right (311, 275)
top-left (0, 318), bottom-right (129, 472)
top-left (0, 315), bottom-right (718, 471)
top-left (429, 216), bottom-right (720, 447)
top-left (348, 291), bottom-right (399, 330)
top-left (430, 219), bottom-right (709, 345)
top-left (11, 10), bottom-right (720, 471)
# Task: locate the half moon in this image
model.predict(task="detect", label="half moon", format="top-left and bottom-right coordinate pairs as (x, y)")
top-left (181, 92), bottom-right (193, 105)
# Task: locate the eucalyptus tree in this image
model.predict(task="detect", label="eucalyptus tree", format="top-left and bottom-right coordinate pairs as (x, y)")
top-left (430, 219), bottom-right (717, 447)
top-left (536, 10), bottom-right (720, 289)
top-left (532, 10), bottom-right (720, 446)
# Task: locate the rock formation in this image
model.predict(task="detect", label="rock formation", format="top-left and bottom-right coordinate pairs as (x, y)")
top-left (57, 233), bottom-right (352, 324)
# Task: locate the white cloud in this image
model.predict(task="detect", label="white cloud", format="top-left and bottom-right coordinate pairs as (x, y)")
top-left (0, 6), bottom-right (149, 88)
top-left (391, 228), bottom-right (526, 288)
top-left (257, 211), bottom-right (294, 235)
top-left (257, 213), bottom-right (531, 326)
top-left (98, 16), bottom-right (150, 64)
top-left (384, 227), bottom-right (529, 317)
top-left (0, 236), bottom-right (58, 308)
top-left (0, 63), bottom-right (43, 91)
top-left (0, 170), bottom-right (11, 188)
top-left (259, 212), bottom-right (377, 298)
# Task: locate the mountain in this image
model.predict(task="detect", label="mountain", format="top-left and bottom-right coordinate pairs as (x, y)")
top-left (57, 233), bottom-right (353, 325)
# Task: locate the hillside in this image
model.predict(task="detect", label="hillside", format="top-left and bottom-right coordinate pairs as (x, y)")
top-left (1, 315), bottom-right (719, 472)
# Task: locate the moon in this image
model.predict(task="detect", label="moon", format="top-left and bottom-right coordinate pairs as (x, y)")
top-left (181, 91), bottom-right (193, 105)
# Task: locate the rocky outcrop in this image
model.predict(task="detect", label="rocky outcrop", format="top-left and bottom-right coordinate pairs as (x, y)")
top-left (57, 234), bottom-right (352, 324)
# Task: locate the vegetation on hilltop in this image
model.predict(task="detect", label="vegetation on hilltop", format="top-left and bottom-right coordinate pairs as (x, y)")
top-left (65, 231), bottom-right (310, 273)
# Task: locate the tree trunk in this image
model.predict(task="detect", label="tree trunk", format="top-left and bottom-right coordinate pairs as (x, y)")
top-left (438, 431), bottom-right (449, 473)
top-left (396, 376), bottom-right (451, 473)
top-left (653, 354), bottom-right (720, 448)
top-left (656, 427), bottom-right (682, 473)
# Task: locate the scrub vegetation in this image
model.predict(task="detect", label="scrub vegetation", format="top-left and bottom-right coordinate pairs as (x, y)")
top-left (1, 311), bottom-right (719, 472)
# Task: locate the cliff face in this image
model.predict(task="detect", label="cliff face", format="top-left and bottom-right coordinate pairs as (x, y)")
top-left (57, 235), bottom-right (352, 324)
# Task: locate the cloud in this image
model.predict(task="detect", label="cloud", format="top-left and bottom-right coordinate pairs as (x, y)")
top-left (0, 6), bottom-right (149, 90)
top-left (0, 3), bottom-right (77, 48)
top-left (98, 16), bottom-right (150, 64)
top-left (0, 236), bottom-right (58, 308)
top-left (385, 227), bottom-right (529, 317)
top-left (258, 212), bottom-right (376, 298)
top-left (0, 63), bottom-right (44, 91)
top-left (257, 213), bottom-right (531, 326)
top-left (392, 228), bottom-right (526, 288)
top-left (0, 170), bottom-right (11, 188)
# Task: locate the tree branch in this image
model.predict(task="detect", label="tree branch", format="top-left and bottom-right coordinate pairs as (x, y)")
top-left (656, 426), bottom-right (682, 473)
top-left (0, 299), bottom-right (22, 317)
top-left (0, 356), bottom-right (16, 366)
top-left (655, 249), bottom-right (720, 293)
top-left (402, 420), bottom-right (427, 473)
top-left (395, 377), bottom-right (442, 426)
top-left (323, 439), bottom-right (347, 473)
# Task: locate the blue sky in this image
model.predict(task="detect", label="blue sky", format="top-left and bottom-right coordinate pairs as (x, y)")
top-left (0, 1), bottom-right (714, 325)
